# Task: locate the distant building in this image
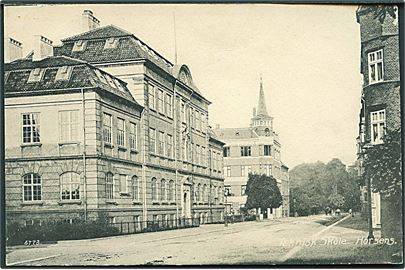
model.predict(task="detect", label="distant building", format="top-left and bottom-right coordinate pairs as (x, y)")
top-left (214, 77), bottom-right (289, 218)
top-left (5, 10), bottom-right (225, 227)
top-left (356, 5), bottom-right (401, 236)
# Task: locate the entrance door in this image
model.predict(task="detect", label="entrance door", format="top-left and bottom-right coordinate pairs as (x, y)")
top-left (182, 186), bottom-right (191, 218)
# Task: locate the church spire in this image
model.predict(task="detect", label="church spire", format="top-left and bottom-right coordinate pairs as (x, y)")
top-left (256, 75), bottom-right (269, 117)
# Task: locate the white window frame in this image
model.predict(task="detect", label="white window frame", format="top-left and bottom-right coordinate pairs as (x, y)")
top-left (119, 174), bottom-right (128, 193)
top-left (129, 122), bottom-right (137, 150)
top-left (23, 174), bottom-right (42, 202)
top-left (158, 131), bottom-right (165, 156)
top-left (103, 113), bottom-right (112, 144)
top-left (72, 40), bottom-right (87, 52)
top-left (132, 176), bottom-right (139, 201)
top-left (240, 146), bottom-right (251, 157)
top-left (106, 172), bottom-right (114, 200)
top-left (22, 113), bottom-right (40, 144)
top-left (166, 134), bottom-right (173, 158)
top-left (117, 118), bottom-right (125, 147)
top-left (60, 172), bottom-right (81, 201)
top-left (149, 128), bottom-right (156, 154)
top-left (370, 109), bottom-right (386, 145)
top-left (55, 66), bottom-right (73, 81)
top-left (368, 49), bottom-right (384, 84)
top-left (27, 68), bottom-right (45, 83)
top-left (59, 110), bottom-right (79, 143)
top-left (148, 84), bottom-right (155, 111)
top-left (165, 93), bottom-right (173, 118)
top-left (157, 89), bottom-right (164, 114)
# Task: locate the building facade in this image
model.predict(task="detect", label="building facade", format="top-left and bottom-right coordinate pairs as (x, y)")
top-left (356, 5), bottom-right (401, 236)
top-left (214, 78), bottom-right (289, 218)
top-left (5, 10), bottom-right (225, 227)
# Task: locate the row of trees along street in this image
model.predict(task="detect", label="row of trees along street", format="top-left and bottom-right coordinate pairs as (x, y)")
top-left (289, 158), bottom-right (361, 216)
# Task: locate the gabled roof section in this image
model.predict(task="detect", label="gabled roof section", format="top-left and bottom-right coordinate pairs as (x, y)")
top-left (4, 56), bottom-right (138, 106)
top-left (61, 24), bottom-right (132, 41)
top-left (55, 25), bottom-right (173, 73)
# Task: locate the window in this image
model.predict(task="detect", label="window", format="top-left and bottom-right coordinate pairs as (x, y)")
top-left (148, 85), bottom-right (155, 110)
top-left (108, 217), bottom-right (115, 224)
top-left (59, 110), bottom-right (79, 142)
top-left (202, 184), bottom-right (207, 202)
top-left (370, 109), bottom-right (386, 144)
top-left (241, 185), bottom-right (247, 196)
top-left (104, 38), bottom-right (119, 49)
top-left (132, 176), bottom-right (139, 201)
top-left (94, 69), bottom-right (108, 84)
top-left (201, 146), bottom-right (206, 167)
top-left (106, 173), bottom-right (114, 199)
top-left (201, 113), bottom-right (206, 132)
top-left (105, 74), bottom-right (118, 89)
top-left (27, 68), bottom-right (44, 82)
top-left (72, 40), bottom-right (87, 52)
top-left (223, 147), bottom-right (230, 157)
top-left (240, 146), bottom-right (251, 157)
top-left (157, 89), bottom-right (164, 114)
top-left (166, 134), bottom-right (173, 158)
top-left (165, 93), bottom-right (173, 118)
top-left (168, 180), bottom-right (174, 202)
top-left (161, 179), bottom-right (166, 201)
top-left (158, 131), bottom-right (165, 156)
top-left (149, 128), bottom-right (156, 154)
top-left (241, 165), bottom-right (251, 177)
top-left (151, 178), bottom-right (158, 201)
top-left (264, 145), bottom-right (272, 156)
top-left (225, 166), bottom-right (231, 177)
top-left (114, 79), bottom-right (126, 92)
top-left (181, 101), bottom-right (186, 123)
top-left (119, 174), bottom-right (127, 193)
top-left (103, 113), bottom-right (112, 144)
top-left (195, 111), bottom-right (201, 131)
top-left (129, 122), bottom-right (137, 150)
top-left (264, 164), bottom-right (272, 176)
top-left (197, 183), bottom-right (201, 202)
top-left (196, 145), bottom-right (201, 164)
top-left (60, 172), bottom-right (81, 200)
top-left (23, 174), bottom-right (41, 201)
top-left (117, 118), bottom-right (125, 147)
top-left (55, 66), bottom-right (73, 81)
top-left (22, 113), bottom-right (40, 143)
top-left (368, 49), bottom-right (384, 84)
top-left (218, 187), bottom-right (223, 203)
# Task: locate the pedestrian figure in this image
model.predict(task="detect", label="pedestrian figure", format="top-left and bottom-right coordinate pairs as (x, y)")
top-left (336, 208), bottom-right (341, 216)
top-left (349, 208), bottom-right (353, 217)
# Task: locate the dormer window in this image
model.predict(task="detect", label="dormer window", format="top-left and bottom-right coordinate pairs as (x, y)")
top-left (105, 74), bottom-right (118, 89)
top-left (27, 68), bottom-right (44, 83)
top-left (55, 66), bottom-right (73, 81)
top-left (114, 79), bottom-right (125, 92)
top-left (72, 40), bottom-right (87, 52)
top-left (94, 69), bottom-right (108, 85)
top-left (104, 38), bottom-right (119, 49)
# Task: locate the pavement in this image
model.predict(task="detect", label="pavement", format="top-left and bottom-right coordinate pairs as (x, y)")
top-left (6, 214), bottom-right (397, 266)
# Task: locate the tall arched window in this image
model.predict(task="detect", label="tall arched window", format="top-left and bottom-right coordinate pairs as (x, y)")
top-left (168, 180), bottom-right (174, 202)
top-left (202, 184), bottom-right (207, 203)
top-left (23, 173), bottom-right (41, 201)
top-left (151, 178), bottom-right (157, 201)
top-left (132, 176), bottom-right (139, 201)
top-left (218, 187), bottom-right (222, 203)
top-left (161, 179), bottom-right (166, 202)
top-left (60, 172), bottom-right (81, 200)
top-left (197, 183), bottom-right (201, 202)
top-left (106, 172), bottom-right (114, 199)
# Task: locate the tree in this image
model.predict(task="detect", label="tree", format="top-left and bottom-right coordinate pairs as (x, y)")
top-left (245, 173), bottom-right (282, 211)
top-left (328, 193), bottom-right (345, 209)
top-left (363, 129), bottom-right (402, 199)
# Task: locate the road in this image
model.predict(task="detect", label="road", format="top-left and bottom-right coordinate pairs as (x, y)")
top-left (6, 215), bottom-right (373, 266)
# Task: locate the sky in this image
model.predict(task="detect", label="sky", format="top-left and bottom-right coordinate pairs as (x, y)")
top-left (4, 4), bottom-right (363, 168)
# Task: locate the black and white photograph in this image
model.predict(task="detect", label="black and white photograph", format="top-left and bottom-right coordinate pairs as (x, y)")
top-left (1, 2), bottom-right (403, 266)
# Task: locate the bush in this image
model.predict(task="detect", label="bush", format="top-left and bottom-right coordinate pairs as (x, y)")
top-left (6, 219), bottom-right (119, 246)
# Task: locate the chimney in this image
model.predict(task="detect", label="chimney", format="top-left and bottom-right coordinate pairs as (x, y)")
top-left (33, 35), bottom-right (53, 61)
top-left (5, 37), bottom-right (23, 63)
top-left (82, 10), bottom-right (100, 32)
top-left (253, 107), bottom-right (256, 117)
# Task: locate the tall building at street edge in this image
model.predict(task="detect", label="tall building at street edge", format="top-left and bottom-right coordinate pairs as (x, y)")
top-left (213, 77), bottom-right (289, 218)
top-left (356, 5), bottom-right (401, 238)
top-left (4, 10), bottom-right (225, 227)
